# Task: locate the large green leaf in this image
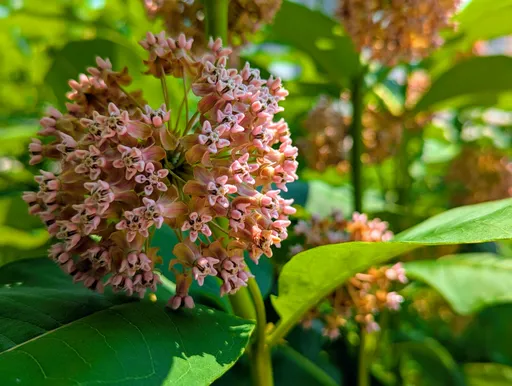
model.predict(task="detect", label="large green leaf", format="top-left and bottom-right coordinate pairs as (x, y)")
top-left (404, 253), bottom-right (512, 315)
top-left (270, 198), bottom-right (512, 340)
top-left (464, 363), bottom-right (512, 386)
top-left (414, 56), bottom-right (512, 112)
top-left (0, 258), bottom-right (254, 385)
top-left (267, 1), bottom-right (360, 87)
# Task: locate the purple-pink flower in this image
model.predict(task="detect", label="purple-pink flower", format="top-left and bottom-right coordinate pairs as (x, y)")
top-left (23, 32), bottom-right (298, 308)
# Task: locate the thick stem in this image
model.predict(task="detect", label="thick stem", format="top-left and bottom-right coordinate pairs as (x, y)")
top-left (203, 0), bottom-right (229, 42)
top-left (351, 72), bottom-right (365, 213)
top-left (247, 278), bottom-right (273, 386)
top-left (358, 329), bottom-right (370, 386)
top-left (229, 286), bottom-right (257, 321)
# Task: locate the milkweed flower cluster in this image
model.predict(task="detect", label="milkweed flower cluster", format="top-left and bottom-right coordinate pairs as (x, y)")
top-left (337, 0), bottom-right (460, 65)
top-left (23, 32), bottom-right (298, 307)
top-left (447, 146), bottom-right (512, 205)
top-left (299, 95), bottom-right (351, 173)
top-left (290, 211), bottom-right (406, 339)
top-left (301, 70), bottom-right (432, 173)
top-left (143, 0), bottom-right (282, 51)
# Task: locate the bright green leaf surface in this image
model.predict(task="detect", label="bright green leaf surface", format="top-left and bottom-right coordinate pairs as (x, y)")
top-left (464, 363), bottom-right (512, 386)
top-left (271, 199), bottom-right (512, 339)
top-left (0, 258), bottom-right (254, 385)
top-left (415, 56), bottom-right (512, 112)
top-left (456, 1), bottom-right (512, 49)
top-left (404, 253), bottom-right (512, 315)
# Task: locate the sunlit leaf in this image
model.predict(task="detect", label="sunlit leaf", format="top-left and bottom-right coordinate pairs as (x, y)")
top-left (271, 199), bottom-right (512, 339)
top-left (0, 258), bottom-right (254, 385)
top-left (404, 253), bottom-right (512, 315)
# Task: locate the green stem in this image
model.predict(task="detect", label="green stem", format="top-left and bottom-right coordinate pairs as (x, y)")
top-left (229, 286), bottom-right (257, 321)
top-left (350, 72), bottom-right (365, 213)
top-left (266, 317), bottom-right (293, 348)
top-left (396, 127), bottom-right (411, 209)
top-left (203, 0), bottom-right (229, 42)
top-left (278, 345), bottom-right (338, 386)
top-left (247, 278), bottom-right (273, 386)
top-left (358, 329), bottom-right (370, 386)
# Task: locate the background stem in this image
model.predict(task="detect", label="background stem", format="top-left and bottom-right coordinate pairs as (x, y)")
top-left (203, 0), bottom-right (229, 42)
top-left (358, 329), bottom-right (370, 386)
top-left (351, 72), bottom-right (365, 213)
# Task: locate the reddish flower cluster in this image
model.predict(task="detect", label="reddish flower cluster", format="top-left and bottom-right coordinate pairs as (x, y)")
top-left (337, 0), bottom-right (460, 65)
top-left (143, 0), bottom-right (282, 52)
top-left (24, 32), bottom-right (298, 307)
top-left (291, 211), bottom-right (406, 338)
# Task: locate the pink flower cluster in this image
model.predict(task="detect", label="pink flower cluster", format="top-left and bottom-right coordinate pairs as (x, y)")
top-left (23, 32), bottom-right (298, 307)
top-left (291, 211), bottom-right (406, 339)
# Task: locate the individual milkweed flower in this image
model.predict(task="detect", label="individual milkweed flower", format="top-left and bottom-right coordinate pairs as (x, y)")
top-left (291, 210), bottom-right (407, 338)
top-left (337, 0), bottom-right (461, 66)
top-left (135, 162), bottom-right (169, 196)
top-left (23, 32), bottom-right (297, 308)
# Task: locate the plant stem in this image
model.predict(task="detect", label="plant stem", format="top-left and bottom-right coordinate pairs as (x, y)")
top-left (247, 278), bottom-right (273, 386)
top-left (278, 344), bottom-right (338, 386)
top-left (350, 71), bottom-right (365, 213)
top-left (396, 126), bottom-right (411, 209)
top-left (203, 0), bottom-right (229, 42)
top-left (358, 329), bottom-right (370, 386)
top-left (266, 317), bottom-right (293, 348)
top-left (229, 286), bottom-right (257, 321)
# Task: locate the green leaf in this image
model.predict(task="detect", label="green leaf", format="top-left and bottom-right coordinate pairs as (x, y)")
top-left (0, 124), bottom-right (38, 156)
top-left (0, 258), bottom-right (254, 385)
top-left (455, 1), bottom-right (512, 49)
top-left (397, 338), bottom-right (465, 386)
top-left (414, 56), bottom-right (512, 112)
top-left (267, 1), bottom-right (360, 87)
top-left (270, 198), bottom-right (512, 341)
top-left (404, 253), bottom-right (512, 315)
top-left (464, 363), bottom-right (512, 386)
top-left (0, 196), bottom-right (50, 268)
top-left (246, 254), bottom-right (273, 299)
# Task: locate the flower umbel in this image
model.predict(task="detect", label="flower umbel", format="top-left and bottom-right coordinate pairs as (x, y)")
top-left (24, 33), bottom-right (297, 306)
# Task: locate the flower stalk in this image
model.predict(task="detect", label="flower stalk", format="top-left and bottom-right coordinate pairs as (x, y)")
top-left (203, 0), bottom-right (229, 42)
top-left (350, 71), bottom-right (365, 213)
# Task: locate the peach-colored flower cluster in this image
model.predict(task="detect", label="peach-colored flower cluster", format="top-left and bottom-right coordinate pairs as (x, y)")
top-left (447, 146), bottom-right (512, 205)
top-left (24, 32), bottom-right (298, 307)
top-left (291, 211), bottom-right (406, 339)
top-left (337, 0), bottom-right (460, 65)
top-left (143, 0), bottom-right (282, 52)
